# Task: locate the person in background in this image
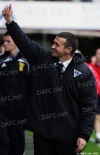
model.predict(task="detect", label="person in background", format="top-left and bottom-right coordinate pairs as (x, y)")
top-left (2, 5), bottom-right (98, 155)
top-left (91, 55), bottom-right (97, 65)
top-left (0, 32), bottom-right (36, 155)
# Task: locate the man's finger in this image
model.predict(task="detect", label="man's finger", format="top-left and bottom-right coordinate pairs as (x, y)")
top-left (2, 10), bottom-right (7, 16)
top-left (76, 139), bottom-right (80, 152)
top-left (6, 6), bottom-right (9, 13)
top-left (76, 145), bottom-right (81, 152)
top-left (76, 144), bottom-right (85, 153)
top-left (2, 7), bottom-right (7, 15)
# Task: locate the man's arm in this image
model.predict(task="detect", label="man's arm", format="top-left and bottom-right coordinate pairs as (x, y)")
top-left (28, 64), bottom-right (38, 93)
top-left (76, 66), bottom-right (98, 152)
top-left (2, 4), bottom-right (50, 66)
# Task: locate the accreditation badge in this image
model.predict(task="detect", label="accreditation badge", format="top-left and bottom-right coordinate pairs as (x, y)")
top-left (19, 62), bottom-right (25, 72)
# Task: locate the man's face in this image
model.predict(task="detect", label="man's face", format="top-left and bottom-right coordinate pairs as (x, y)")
top-left (3, 35), bottom-right (17, 52)
top-left (96, 49), bottom-right (100, 63)
top-left (51, 36), bottom-right (71, 59)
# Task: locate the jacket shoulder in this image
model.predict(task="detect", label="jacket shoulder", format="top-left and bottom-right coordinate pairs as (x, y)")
top-left (78, 62), bottom-right (95, 81)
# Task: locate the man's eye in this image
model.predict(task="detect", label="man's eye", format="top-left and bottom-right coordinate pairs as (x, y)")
top-left (55, 43), bottom-right (59, 46)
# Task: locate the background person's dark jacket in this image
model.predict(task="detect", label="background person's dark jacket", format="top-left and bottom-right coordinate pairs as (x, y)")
top-left (6, 21), bottom-right (98, 146)
top-left (0, 52), bottom-right (36, 120)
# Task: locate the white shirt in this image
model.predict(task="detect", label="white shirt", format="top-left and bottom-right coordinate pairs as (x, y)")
top-left (59, 58), bottom-right (72, 72)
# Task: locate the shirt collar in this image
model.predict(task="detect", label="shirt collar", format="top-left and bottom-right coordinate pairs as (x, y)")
top-left (0, 52), bottom-right (5, 56)
top-left (59, 58), bottom-right (72, 69)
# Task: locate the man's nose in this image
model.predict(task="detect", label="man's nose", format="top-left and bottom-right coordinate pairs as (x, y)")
top-left (51, 44), bottom-right (55, 49)
top-left (3, 42), bottom-right (7, 46)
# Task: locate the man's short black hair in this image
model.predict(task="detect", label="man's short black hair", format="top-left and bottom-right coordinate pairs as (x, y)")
top-left (57, 32), bottom-right (79, 55)
top-left (0, 40), bottom-right (3, 46)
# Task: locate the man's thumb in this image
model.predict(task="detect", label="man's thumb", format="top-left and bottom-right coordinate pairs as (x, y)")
top-left (9, 4), bottom-right (12, 11)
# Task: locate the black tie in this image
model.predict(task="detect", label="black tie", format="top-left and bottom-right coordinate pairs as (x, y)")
top-left (58, 63), bottom-right (64, 79)
top-left (59, 63), bottom-right (64, 73)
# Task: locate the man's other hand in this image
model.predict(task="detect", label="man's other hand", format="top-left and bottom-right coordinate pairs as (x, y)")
top-left (76, 138), bottom-right (86, 153)
top-left (2, 4), bottom-right (13, 24)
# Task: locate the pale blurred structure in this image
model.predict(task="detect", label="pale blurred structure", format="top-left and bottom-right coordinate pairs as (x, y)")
top-left (0, 0), bottom-right (100, 2)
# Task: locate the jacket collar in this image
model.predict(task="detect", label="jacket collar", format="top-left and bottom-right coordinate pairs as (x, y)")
top-left (52, 53), bottom-right (84, 65)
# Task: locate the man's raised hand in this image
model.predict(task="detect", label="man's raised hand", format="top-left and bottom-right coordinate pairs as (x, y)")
top-left (2, 4), bottom-right (13, 24)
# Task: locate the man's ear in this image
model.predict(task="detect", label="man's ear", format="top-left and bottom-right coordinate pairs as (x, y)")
top-left (66, 47), bottom-right (72, 54)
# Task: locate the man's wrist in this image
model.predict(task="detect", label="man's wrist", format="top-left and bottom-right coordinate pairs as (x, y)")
top-left (6, 18), bottom-right (13, 24)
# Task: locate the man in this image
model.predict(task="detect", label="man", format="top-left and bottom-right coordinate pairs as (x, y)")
top-left (0, 31), bottom-right (35, 155)
top-left (2, 5), bottom-right (98, 155)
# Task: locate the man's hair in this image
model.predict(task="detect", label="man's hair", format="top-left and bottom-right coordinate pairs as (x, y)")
top-left (57, 32), bottom-right (79, 55)
top-left (96, 48), bottom-right (100, 52)
top-left (0, 40), bottom-right (3, 46)
top-left (4, 31), bottom-right (10, 37)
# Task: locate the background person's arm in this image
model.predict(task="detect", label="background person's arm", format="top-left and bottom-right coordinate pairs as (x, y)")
top-left (2, 4), bottom-right (50, 66)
